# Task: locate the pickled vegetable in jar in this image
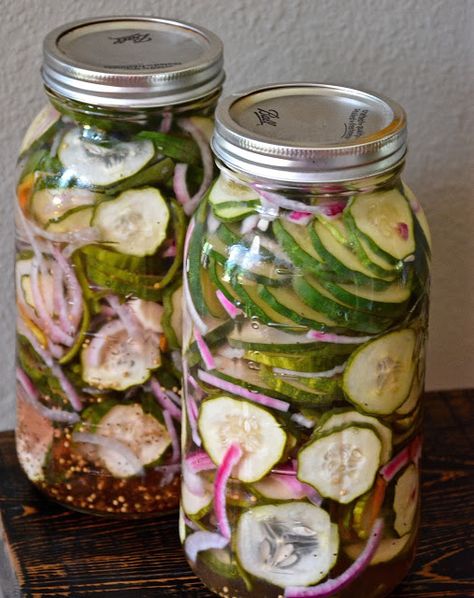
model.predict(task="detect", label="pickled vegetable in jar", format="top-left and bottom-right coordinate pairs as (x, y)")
top-left (15, 16), bottom-right (224, 517)
top-left (181, 84), bottom-right (430, 596)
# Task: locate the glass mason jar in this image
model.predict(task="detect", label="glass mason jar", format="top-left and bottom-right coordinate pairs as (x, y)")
top-left (181, 84), bottom-right (431, 597)
top-left (15, 16), bottom-right (224, 517)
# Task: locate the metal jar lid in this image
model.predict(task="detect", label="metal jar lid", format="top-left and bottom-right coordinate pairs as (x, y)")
top-left (212, 83), bottom-right (407, 183)
top-left (42, 16), bottom-right (224, 108)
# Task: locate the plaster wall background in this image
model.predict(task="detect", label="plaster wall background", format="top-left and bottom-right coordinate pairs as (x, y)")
top-left (0, 0), bottom-right (473, 430)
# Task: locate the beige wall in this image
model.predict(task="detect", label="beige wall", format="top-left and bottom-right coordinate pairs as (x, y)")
top-left (1, 0), bottom-right (473, 430)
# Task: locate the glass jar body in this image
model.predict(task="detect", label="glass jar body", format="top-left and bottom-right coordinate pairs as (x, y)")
top-left (181, 165), bottom-right (430, 596)
top-left (15, 90), bottom-right (219, 517)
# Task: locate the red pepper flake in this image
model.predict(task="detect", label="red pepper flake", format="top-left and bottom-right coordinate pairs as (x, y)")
top-left (397, 222), bottom-right (409, 240)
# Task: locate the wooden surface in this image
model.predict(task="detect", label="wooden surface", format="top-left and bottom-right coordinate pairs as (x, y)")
top-left (0, 389), bottom-right (473, 597)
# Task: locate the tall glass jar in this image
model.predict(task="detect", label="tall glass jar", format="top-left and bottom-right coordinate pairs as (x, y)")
top-left (181, 84), bottom-right (430, 597)
top-left (15, 16), bottom-right (224, 517)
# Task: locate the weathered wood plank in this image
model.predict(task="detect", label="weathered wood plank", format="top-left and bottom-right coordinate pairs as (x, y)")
top-left (0, 389), bottom-right (473, 597)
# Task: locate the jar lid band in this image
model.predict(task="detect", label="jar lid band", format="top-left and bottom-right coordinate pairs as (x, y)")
top-left (42, 16), bottom-right (224, 108)
top-left (212, 83), bottom-right (407, 183)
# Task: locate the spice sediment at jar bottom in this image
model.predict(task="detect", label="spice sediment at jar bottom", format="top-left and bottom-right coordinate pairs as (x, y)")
top-left (15, 16), bottom-right (223, 517)
top-left (181, 83), bottom-right (430, 596)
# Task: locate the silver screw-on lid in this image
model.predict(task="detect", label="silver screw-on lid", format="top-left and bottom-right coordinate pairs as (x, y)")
top-left (42, 16), bottom-right (224, 108)
top-left (212, 83), bottom-right (407, 183)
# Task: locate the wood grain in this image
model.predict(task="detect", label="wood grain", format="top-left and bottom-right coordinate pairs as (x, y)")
top-left (0, 389), bottom-right (473, 597)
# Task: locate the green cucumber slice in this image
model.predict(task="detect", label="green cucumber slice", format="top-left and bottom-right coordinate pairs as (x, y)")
top-left (81, 319), bottom-right (161, 390)
top-left (59, 128), bottom-right (154, 186)
top-left (347, 190), bottom-right (415, 260)
top-left (310, 220), bottom-right (391, 288)
top-left (182, 482), bottom-right (213, 518)
top-left (317, 409), bottom-right (392, 463)
top-left (201, 355), bottom-right (287, 401)
top-left (198, 395), bottom-right (287, 483)
top-left (258, 285), bottom-right (340, 330)
top-left (260, 367), bottom-right (342, 406)
top-left (17, 258), bottom-right (54, 314)
top-left (227, 322), bottom-right (336, 353)
top-left (393, 464), bottom-right (419, 536)
top-left (79, 244), bottom-right (148, 274)
top-left (162, 282), bottom-right (183, 350)
top-left (137, 130), bottom-right (200, 165)
top-left (212, 202), bottom-right (259, 222)
top-left (402, 184), bottom-right (431, 251)
top-left (90, 403), bottom-right (170, 477)
top-left (104, 157), bottom-right (175, 195)
top-left (46, 206), bottom-right (93, 233)
top-left (209, 173), bottom-right (259, 204)
top-left (92, 188), bottom-right (170, 256)
top-left (292, 276), bottom-right (393, 333)
top-left (236, 502), bottom-right (339, 587)
top-left (318, 278), bottom-right (410, 318)
top-left (343, 329), bottom-right (416, 415)
top-left (298, 424), bottom-right (382, 504)
top-left (272, 218), bottom-right (334, 278)
top-left (30, 187), bottom-right (98, 226)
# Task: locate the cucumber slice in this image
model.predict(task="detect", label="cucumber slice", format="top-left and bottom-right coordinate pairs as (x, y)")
top-left (402, 184), bottom-right (431, 251)
top-left (258, 285), bottom-right (340, 330)
top-left (272, 218), bottom-right (333, 278)
top-left (46, 206), bottom-right (93, 233)
top-left (292, 276), bottom-right (393, 333)
top-left (200, 355), bottom-right (288, 402)
top-left (227, 322), bottom-right (332, 353)
top-left (393, 464), bottom-right (419, 536)
top-left (59, 128), bottom-right (154, 186)
top-left (209, 173), bottom-right (259, 204)
top-left (137, 130), bottom-right (200, 165)
top-left (93, 403), bottom-right (170, 477)
top-left (127, 299), bottom-right (163, 333)
top-left (236, 502), bottom-right (339, 587)
top-left (318, 409), bottom-right (392, 463)
top-left (311, 220), bottom-right (391, 288)
top-left (198, 395), bottom-right (287, 483)
top-left (260, 367), bottom-right (342, 406)
top-left (200, 548), bottom-right (240, 580)
top-left (298, 425), bottom-right (382, 504)
top-left (250, 349), bottom-right (347, 373)
top-left (182, 482), bottom-right (213, 518)
top-left (347, 190), bottom-right (415, 260)
top-left (188, 116), bottom-right (214, 143)
top-left (162, 283), bottom-right (183, 350)
top-left (30, 187), bottom-right (98, 226)
top-left (213, 202), bottom-right (259, 222)
top-left (92, 188), bottom-right (170, 257)
top-left (17, 258), bottom-right (54, 314)
top-left (344, 532), bottom-right (412, 565)
top-left (318, 278), bottom-right (410, 318)
top-left (343, 329), bottom-right (416, 415)
top-left (81, 319), bottom-right (161, 390)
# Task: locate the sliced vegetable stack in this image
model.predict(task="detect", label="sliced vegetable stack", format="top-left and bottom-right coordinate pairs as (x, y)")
top-left (182, 171), bottom-right (430, 596)
top-left (15, 101), bottom-right (216, 516)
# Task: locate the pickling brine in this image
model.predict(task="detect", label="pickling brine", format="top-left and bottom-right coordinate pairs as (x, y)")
top-left (181, 84), bottom-right (430, 596)
top-left (15, 16), bottom-right (223, 517)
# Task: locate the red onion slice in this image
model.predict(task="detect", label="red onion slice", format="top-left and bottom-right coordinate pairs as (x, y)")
top-left (284, 519), bottom-right (384, 597)
top-left (72, 431), bottom-right (145, 477)
top-left (178, 118), bottom-right (214, 216)
top-left (184, 531), bottom-right (229, 563)
top-left (186, 450), bottom-right (215, 473)
top-left (215, 290), bottom-right (242, 319)
top-left (150, 377), bottom-right (182, 421)
top-left (273, 363), bottom-right (346, 379)
top-left (50, 243), bottom-right (84, 331)
top-left (197, 369), bottom-right (290, 412)
top-left (173, 163), bottom-right (192, 206)
top-left (380, 435), bottom-right (421, 482)
top-left (194, 328), bottom-right (216, 370)
top-left (214, 443), bottom-right (243, 539)
top-left (16, 368), bottom-right (80, 424)
top-left (306, 330), bottom-right (373, 345)
top-left (163, 409), bottom-right (180, 464)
